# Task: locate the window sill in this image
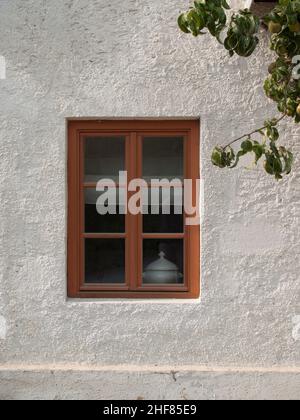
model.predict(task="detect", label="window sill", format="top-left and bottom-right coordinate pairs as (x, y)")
top-left (65, 296), bottom-right (201, 304)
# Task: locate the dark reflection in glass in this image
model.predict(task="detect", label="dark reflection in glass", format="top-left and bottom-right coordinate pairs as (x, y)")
top-left (143, 207), bottom-right (183, 233)
top-left (143, 188), bottom-right (183, 233)
top-left (85, 239), bottom-right (125, 284)
top-left (85, 189), bottom-right (125, 233)
top-left (143, 137), bottom-right (184, 180)
top-left (143, 239), bottom-right (184, 285)
top-left (84, 137), bottom-right (125, 182)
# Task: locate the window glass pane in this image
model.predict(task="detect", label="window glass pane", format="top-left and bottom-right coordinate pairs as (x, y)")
top-left (85, 189), bottom-right (125, 233)
top-left (85, 239), bottom-right (125, 284)
top-left (143, 188), bottom-right (183, 233)
top-left (143, 137), bottom-right (184, 180)
top-left (84, 136), bottom-right (125, 183)
top-left (143, 239), bottom-right (184, 285)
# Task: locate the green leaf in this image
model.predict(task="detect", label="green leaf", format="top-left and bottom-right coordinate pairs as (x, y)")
top-left (267, 126), bottom-right (279, 141)
top-left (243, 37), bottom-right (259, 57)
top-left (270, 141), bottom-right (280, 158)
top-left (279, 147), bottom-right (294, 174)
top-left (211, 146), bottom-right (226, 168)
top-left (225, 34), bottom-right (239, 50)
top-left (273, 157), bottom-right (283, 173)
top-left (225, 146), bottom-right (235, 163)
top-left (252, 144), bottom-right (264, 163)
top-left (279, 0), bottom-right (290, 7)
top-left (241, 139), bottom-right (253, 152)
top-left (188, 10), bottom-right (205, 30)
top-left (230, 149), bottom-right (246, 168)
top-left (178, 14), bottom-right (190, 33)
top-left (217, 8), bottom-right (227, 25)
top-left (287, 13), bottom-right (298, 25)
top-left (207, 19), bottom-right (217, 36)
top-left (264, 159), bottom-right (275, 175)
top-left (285, 151), bottom-right (294, 174)
top-left (221, 0), bottom-right (231, 10)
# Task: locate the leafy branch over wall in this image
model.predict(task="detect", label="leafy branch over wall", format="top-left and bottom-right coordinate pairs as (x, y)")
top-left (178, 0), bottom-right (300, 180)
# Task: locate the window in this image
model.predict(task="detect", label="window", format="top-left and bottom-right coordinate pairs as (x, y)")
top-left (68, 120), bottom-right (200, 298)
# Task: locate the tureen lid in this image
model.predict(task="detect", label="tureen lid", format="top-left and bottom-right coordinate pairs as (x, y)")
top-left (145, 251), bottom-right (178, 271)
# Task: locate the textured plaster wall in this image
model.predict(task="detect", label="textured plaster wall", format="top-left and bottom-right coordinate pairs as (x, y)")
top-left (0, 0), bottom-right (299, 399)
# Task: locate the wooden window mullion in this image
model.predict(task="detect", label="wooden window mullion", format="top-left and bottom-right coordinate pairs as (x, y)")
top-left (127, 131), bottom-right (138, 290)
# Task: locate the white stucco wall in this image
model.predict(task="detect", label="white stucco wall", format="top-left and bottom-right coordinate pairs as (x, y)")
top-left (0, 0), bottom-right (299, 399)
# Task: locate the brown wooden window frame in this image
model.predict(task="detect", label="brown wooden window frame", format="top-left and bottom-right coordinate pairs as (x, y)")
top-left (68, 120), bottom-right (200, 299)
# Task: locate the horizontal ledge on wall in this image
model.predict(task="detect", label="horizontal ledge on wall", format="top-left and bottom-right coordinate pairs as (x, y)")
top-left (0, 363), bottom-right (300, 374)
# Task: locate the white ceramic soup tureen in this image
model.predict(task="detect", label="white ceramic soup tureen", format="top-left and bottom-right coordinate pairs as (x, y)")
top-left (143, 251), bottom-right (183, 284)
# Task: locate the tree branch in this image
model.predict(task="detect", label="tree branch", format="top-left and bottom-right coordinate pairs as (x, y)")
top-left (222, 114), bottom-right (287, 150)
